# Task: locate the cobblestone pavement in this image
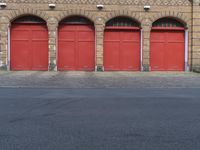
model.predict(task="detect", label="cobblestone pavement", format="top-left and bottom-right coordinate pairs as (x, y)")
top-left (0, 71), bottom-right (199, 88)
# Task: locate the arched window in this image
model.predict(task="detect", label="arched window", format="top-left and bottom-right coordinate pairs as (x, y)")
top-left (152, 18), bottom-right (184, 28)
top-left (60, 16), bottom-right (93, 25)
top-left (106, 17), bottom-right (140, 27)
top-left (12, 16), bottom-right (45, 23)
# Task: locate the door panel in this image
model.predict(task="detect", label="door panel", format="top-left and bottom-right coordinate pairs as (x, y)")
top-left (150, 42), bottom-right (165, 71)
top-left (58, 25), bottom-right (95, 71)
top-left (150, 30), bottom-right (185, 71)
top-left (11, 40), bottom-right (31, 70)
top-left (166, 42), bottom-right (184, 71)
top-left (104, 42), bottom-right (120, 70)
top-left (11, 24), bottom-right (48, 71)
top-left (104, 29), bottom-right (140, 71)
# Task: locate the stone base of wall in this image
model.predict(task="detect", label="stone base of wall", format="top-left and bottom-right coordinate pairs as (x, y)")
top-left (96, 66), bottom-right (104, 72)
top-left (49, 63), bottom-right (57, 71)
top-left (142, 64), bottom-right (150, 72)
top-left (0, 65), bottom-right (7, 71)
top-left (192, 65), bottom-right (200, 73)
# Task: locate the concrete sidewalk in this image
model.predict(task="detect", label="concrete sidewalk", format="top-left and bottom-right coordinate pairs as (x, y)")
top-left (0, 71), bottom-right (199, 88)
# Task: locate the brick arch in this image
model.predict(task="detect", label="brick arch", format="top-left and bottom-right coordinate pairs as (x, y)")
top-left (7, 8), bottom-right (48, 23)
top-left (149, 11), bottom-right (190, 28)
top-left (57, 9), bottom-right (95, 24)
top-left (103, 10), bottom-right (143, 27)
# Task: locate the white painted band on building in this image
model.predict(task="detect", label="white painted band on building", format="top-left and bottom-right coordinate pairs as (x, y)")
top-left (185, 30), bottom-right (189, 71)
top-left (7, 26), bottom-right (10, 71)
top-left (140, 29), bottom-right (143, 71)
top-left (55, 27), bottom-right (58, 71)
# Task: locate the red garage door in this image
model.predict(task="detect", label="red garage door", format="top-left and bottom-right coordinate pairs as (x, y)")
top-left (104, 17), bottom-right (141, 71)
top-left (11, 16), bottom-right (48, 71)
top-left (150, 18), bottom-right (185, 71)
top-left (58, 16), bottom-right (95, 71)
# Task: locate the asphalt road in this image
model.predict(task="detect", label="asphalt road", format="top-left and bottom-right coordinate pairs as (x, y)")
top-left (0, 88), bottom-right (200, 150)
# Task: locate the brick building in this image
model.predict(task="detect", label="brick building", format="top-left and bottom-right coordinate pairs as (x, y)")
top-left (0, 0), bottom-right (200, 72)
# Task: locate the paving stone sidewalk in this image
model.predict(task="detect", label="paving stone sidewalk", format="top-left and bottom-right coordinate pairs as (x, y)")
top-left (0, 71), bottom-right (199, 88)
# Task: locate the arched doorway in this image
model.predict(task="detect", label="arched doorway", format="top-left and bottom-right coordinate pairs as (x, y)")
top-left (58, 16), bottom-right (95, 71)
top-left (104, 17), bottom-right (141, 71)
top-left (150, 17), bottom-right (186, 71)
top-left (11, 15), bottom-right (48, 71)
